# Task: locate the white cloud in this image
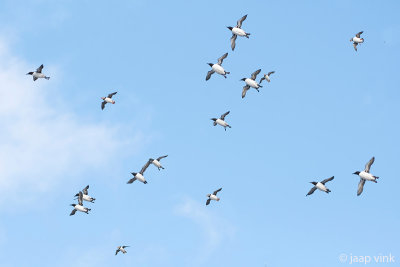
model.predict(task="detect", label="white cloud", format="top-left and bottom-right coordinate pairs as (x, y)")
top-left (174, 197), bottom-right (236, 266)
top-left (0, 37), bottom-right (146, 207)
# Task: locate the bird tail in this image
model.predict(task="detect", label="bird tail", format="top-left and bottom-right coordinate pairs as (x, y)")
top-left (225, 71), bottom-right (230, 74)
top-left (326, 189), bottom-right (331, 193)
top-left (246, 33), bottom-right (251, 38)
top-left (227, 125), bottom-right (232, 128)
top-left (45, 77), bottom-right (50, 80)
top-left (144, 181), bottom-right (148, 184)
top-left (374, 176), bottom-right (379, 179)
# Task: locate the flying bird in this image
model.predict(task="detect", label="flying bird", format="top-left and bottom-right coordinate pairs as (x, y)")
top-left (101, 92), bottom-right (117, 110)
top-left (127, 160), bottom-right (151, 184)
top-left (149, 155), bottom-right (168, 170)
top-left (74, 185), bottom-right (95, 203)
top-left (26, 64), bottom-right (50, 81)
top-left (115, 246), bottom-right (129, 255)
top-left (259, 71), bottom-right (275, 84)
top-left (206, 53), bottom-right (230, 80)
top-left (306, 176), bottom-right (334, 196)
top-left (227, 15), bottom-right (250, 51)
top-left (70, 191), bottom-right (91, 216)
top-left (211, 111), bottom-right (231, 131)
top-left (353, 157), bottom-right (379, 196)
top-left (350, 31), bottom-right (364, 51)
top-left (241, 69), bottom-right (262, 98)
top-left (206, 188), bottom-right (222, 205)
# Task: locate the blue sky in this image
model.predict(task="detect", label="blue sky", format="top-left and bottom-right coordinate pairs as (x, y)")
top-left (0, 0), bottom-right (399, 266)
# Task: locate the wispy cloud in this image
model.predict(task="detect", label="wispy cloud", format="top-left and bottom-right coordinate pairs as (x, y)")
top-left (0, 37), bottom-right (146, 208)
top-left (174, 197), bottom-right (236, 266)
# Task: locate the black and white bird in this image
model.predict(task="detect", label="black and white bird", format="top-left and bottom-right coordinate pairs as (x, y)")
top-left (206, 53), bottom-right (230, 80)
top-left (241, 69), bottom-right (262, 98)
top-left (227, 15), bottom-right (250, 51)
top-left (70, 191), bottom-right (91, 216)
top-left (101, 92), bottom-right (117, 110)
top-left (206, 188), bottom-right (222, 205)
top-left (306, 176), bottom-right (334, 196)
top-left (26, 64), bottom-right (50, 81)
top-left (259, 71), bottom-right (275, 84)
top-left (115, 246), bottom-right (129, 255)
top-left (353, 157), bottom-right (379, 196)
top-left (350, 31), bottom-right (364, 51)
top-left (74, 185), bottom-right (95, 203)
top-left (149, 155), bottom-right (168, 170)
top-left (127, 160), bottom-right (151, 184)
top-left (211, 111), bottom-right (231, 131)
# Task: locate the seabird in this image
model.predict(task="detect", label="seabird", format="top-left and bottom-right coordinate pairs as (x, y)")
top-left (26, 64), bottom-right (50, 81)
top-left (70, 191), bottom-right (91, 216)
top-left (350, 31), bottom-right (364, 51)
top-left (206, 53), bottom-right (230, 80)
top-left (211, 111), bottom-right (231, 131)
top-left (115, 246), bottom-right (129, 255)
top-left (206, 188), bottom-right (222, 205)
top-left (353, 157), bottom-right (379, 196)
top-left (101, 92), bottom-right (117, 110)
top-left (127, 160), bottom-right (151, 184)
top-left (74, 185), bottom-right (95, 203)
top-left (306, 176), bottom-right (334, 196)
top-left (149, 155), bottom-right (168, 170)
top-left (227, 15), bottom-right (250, 51)
top-left (259, 71), bottom-right (275, 84)
top-left (241, 69), bottom-right (262, 98)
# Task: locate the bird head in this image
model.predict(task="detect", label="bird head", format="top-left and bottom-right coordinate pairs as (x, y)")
top-left (240, 78), bottom-right (246, 81)
top-left (207, 63), bottom-right (213, 67)
top-left (227, 26), bottom-right (233, 31)
top-left (131, 172), bottom-right (137, 176)
top-left (310, 182), bottom-right (317, 185)
top-left (70, 204), bottom-right (76, 207)
top-left (353, 171), bottom-right (360, 175)
top-left (206, 194), bottom-right (211, 198)
top-left (149, 158), bottom-right (154, 162)
top-left (26, 72), bottom-right (33, 75)
top-left (101, 97), bottom-right (105, 100)
top-left (211, 118), bottom-right (217, 121)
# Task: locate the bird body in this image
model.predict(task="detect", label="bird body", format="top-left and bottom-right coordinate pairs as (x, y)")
top-left (231, 27), bottom-right (247, 36)
top-left (26, 64), bottom-right (50, 81)
top-left (127, 160), bottom-right (151, 184)
top-left (206, 188), bottom-right (222, 205)
top-left (244, 78), bottom-right (260, 88)
top-left (350, 31), bottom-right (364, 51)
top-left (228, 15), bottom-right (250, 50)
top-left (211, 64), bottom-right (226, 75)
top-left (241, 69), bottom-right (262, 98)
top-left (306, 176), bottom-right (334, 196)
top-left (149, 155), bottom-right (168, 170)
top-left (206, 53), bottom-right (230, 80)
top-left (74, 185), bottom-right (95, 203)
top-left (211, 111), bottom-right (231, 131)
top-left (101, 92), bottom-right (117, 110)
top-left (353, 157), bottom-right (379, 196)
top-left (115, 246), bottom-right (129, 255)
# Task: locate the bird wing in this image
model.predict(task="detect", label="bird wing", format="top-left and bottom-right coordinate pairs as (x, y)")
top-left (357, 178), bottom-right (366, 196)
top-left (33, 76), bottom-right (38, 81)
top-left (306, 187), bottom-right (317, 196)
top-left (78, 191), bottom-right (83, 206)
top-left (115, 249), bottom-right (120, 255)
top-left (364, 157), bottom-right (375, 173)
top-left (127, 177), bottom-right (137, 184)
top-left (36, 64), bottom-right (44, 73)
top-left (353, 42), bottom-right (358, 51)
top-left (101, 101), bottom-right (106, 110)
top-left (156, 155), bottom-right (168, 161)
top-left (220, 111), bottom-right (230, 120)
top-left (230, 34), bottom-right (237, 51)
top-left (213, 188), bottom-right (222, 195)
top-left (122, 246), bottom-right (129, 248)
top-left (242, 85), bottom-right (250, 98)
top-left (217, 53), bottom-right (228, 65)
top-left (140, 160), bottom-right (151, 174)
top-left (236, 14), bottom-right (247, 28)
top-left (206, 70), bottom-right (214, 81)
top-left (356, 31), bottom-right (363, 38)
top-left (251, 69), bottom-right (261, 80)
top-left (321, 176), bottom-right (334, 185)
top-left (107, 92), bottom-right (117, 98)
top-left (206, 199), bottom-right (211, 205)
top-left (267, 71), bottom-right (275, 76)
top-left (82, 185), bottom-right (89, 195)
top-left (259, 76), bottom-right (266, 84)
top-left (70, 209), bottom-right (76, 216)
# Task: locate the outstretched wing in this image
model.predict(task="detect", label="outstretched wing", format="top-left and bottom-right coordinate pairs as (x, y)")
top-left (364, 157), bottom-right (375, 173)
top-left (236, 14), bottom-right (247, 28)
top-left (107, 92), bottom-right (117, 98)
top-left (82, 185), bottom-right (89, 195)
top-left (306, 187), bottom-right (317, 196)
top-left (78, 191), bottom-right (83, 206)
top-left (230, 34), bottom-right (237, 51)
top-left (115, 249), bottom-right (120, 255)
top-left (357, 178), bottom-right (366, 196)
top-left (220, 111), bottom-right (230, 120)
top-left (242, 85), bottom-right (250, 98)
top-left (206, 199), bottom-right (211, 205)
top-left (127, 177), bottom-right (137, 184)
top-left (36, 64), bottom-right (44, 73)
top-left (101, 101), bottom-right (106, 110)
top-left (356, 31), bottom-right (363, 38)
top-left (267, 71), bottom-right (275, 76)
top-left (321, 176), bottom-right (334, 185)
top-left (217, 53), bottom-right (228, 65)
top-left (251, 69), bottom-right (261, 80)
top-left (33, 76), bottom-right (38, 81)
top-left (259, 76), bottom-right (266, 84)
top-left (140, 160), bottom-right (151, 174)
top-left (70, 209), bottom-right (76, 216)
top-left (156, 155), bottom-right (168, 161)
top-left (206, 70), bottom-right (214, 81)
top-left (122, 246), bottom-right (130, 248)
top-left (213, 188), bottom-right (222, 196)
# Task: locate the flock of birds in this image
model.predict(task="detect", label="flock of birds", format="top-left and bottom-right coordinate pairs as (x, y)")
top-left (25, 14), bottom-right (372, 256)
